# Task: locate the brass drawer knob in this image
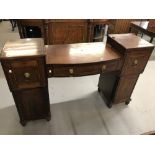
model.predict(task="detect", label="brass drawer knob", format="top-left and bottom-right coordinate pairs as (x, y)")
top-left (8, 69), bottom-right (12, 73)
top-left (69, 68), bottom-right (74, 74)
top-left (102, 65), bottom-right (106, 72)
top-left (134, 59), bottom-right (138, 65)
top-left (24, 72), bottom-right (31, 78)
top-left (49, 70), bottom-right (52, 74)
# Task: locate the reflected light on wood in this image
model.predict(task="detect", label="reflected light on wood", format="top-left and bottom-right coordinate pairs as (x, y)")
top-left (1, 38), bottom-right (44, 58)
top-left (69, 43), bottom-right (105, 56)
top-left (4, 48), bottom-right (39, 57)
top-left (45, 42), bottom-right (121, 64)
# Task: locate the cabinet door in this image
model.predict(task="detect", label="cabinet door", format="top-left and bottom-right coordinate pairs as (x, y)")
top-left (48, 22), bottom-right (87, 44)
top-left (12, 87), bottom-right (50, 121)
top-left (113, 75), bottom-right (139, 104)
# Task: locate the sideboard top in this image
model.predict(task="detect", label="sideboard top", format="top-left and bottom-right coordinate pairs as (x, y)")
top-left (45, 42), bottom-right (121, 64)
top-left (0, 38), bottom-right (44, 59)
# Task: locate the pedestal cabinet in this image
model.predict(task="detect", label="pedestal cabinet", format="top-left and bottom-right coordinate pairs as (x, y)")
top-left (98, 33), bottom-right (154, 107)
top-left (0, 38), bottom-right (51, 126)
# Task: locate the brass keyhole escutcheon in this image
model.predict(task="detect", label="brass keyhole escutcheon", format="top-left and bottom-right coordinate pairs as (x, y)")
top-left (24, 72), bottom-right (31, 78)
top-left (134, 59), bottom-right (138, 65)
top-left (102, 65), bottom-right (106, 72)
top-left (69, 68), bottom-right (74, 74)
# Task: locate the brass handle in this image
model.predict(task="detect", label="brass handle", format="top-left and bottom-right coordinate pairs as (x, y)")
top-left (134, 59), bottom-right (138, 65)
top-left (102, 65), bottom-right (106, 72)
top-left (69, 68), bottom-right (74, 74)
top-left (8, 69), bottom-right (12, 73)
top-left (24, 72), bottom-right (31, 78)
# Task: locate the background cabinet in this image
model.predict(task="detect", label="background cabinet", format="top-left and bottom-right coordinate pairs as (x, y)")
top-left (108, 19), bottom-right (145, 34)
top-left (17, 19), bottom-right (109, 45)
top-left (46, 20), bottom-right (88, 44)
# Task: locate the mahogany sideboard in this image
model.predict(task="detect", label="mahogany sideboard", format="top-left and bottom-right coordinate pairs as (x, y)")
top-left (17, 19), bottom-right (110, 45)
top-left (0, 33), bottom-right (154, 126)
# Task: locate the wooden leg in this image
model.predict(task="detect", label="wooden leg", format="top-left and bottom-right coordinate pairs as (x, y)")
top-left (98, 87), bottom-right (101, 92)
top-left (150, 37), bottom-right (153, 43)
top-left (107, 103), bottom-right (112, 108)
top-left (45, 114), bottom-right (51, 121)
top-left (20, 120), bottom-right (27, 126)
top-left (128, 27), bottom-right (131, 33)
top-left (125, 99), bottom-right (131, 105)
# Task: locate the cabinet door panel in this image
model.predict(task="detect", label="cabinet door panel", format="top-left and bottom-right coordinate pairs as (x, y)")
top-left (12, 87), bottom-right (50, 121)
top-left (113, 75), bottom-right (139, 103)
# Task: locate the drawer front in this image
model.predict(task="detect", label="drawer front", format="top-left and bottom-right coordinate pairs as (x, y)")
top-left (47, 60), bottom-right (121, 77)
top-left (2, 58), bottom-right (46, 90)
top-left (122, 51), bottom-right (151, 75)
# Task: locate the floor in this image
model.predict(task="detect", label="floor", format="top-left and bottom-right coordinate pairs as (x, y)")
top-left (0, 21), bottom-right (155, 135)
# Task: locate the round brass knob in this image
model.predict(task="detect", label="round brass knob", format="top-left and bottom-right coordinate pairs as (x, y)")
top-left (69, 68), bottom-right (74, 74)
top-left (24, 72), bottom-right (31, 78)
top-left (102, 65), bottom-right (106, 72)
top-left (8, 69), bottom-right (12, 73)
top-left (134, 59), bottom-right (138, 65)
top-left (49, 70), bottom-right (52, 73)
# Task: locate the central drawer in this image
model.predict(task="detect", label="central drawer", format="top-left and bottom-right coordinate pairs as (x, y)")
top-left (47, 60), bottom-right (121, 77)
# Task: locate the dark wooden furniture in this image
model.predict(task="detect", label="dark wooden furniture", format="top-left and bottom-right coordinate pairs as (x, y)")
top-left (129, 20), bottom-right (155, 43)
top-left (17, 19), bottom-right (110, 45)
top-left (0, 33), bottom-right (154, 126)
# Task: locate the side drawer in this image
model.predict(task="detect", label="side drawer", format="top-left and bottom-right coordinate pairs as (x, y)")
top-left (1, 57), bottom-right (47, 91)
top-left (122, 51), bottom-right (151, 75)
top-left (47, 60), bottom-right (121, 77)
